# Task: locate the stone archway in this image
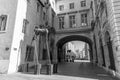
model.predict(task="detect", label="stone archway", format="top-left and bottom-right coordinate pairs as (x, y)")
top-left (56, 35), bottom-right (93, 62)
top-left (105, 31), bottom-right (116, 70)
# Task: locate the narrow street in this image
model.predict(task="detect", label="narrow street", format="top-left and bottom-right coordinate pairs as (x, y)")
top-left (57, 62), bottom-right (118, 80)
top-left (0, 62), bottom-right (119, 80)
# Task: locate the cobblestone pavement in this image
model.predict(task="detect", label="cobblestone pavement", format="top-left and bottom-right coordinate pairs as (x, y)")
top-left (0, 62), bottom-right (119, 80)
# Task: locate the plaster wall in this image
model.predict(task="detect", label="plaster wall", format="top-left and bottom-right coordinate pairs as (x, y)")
top-left (0, 0), bottom-right (18, 73)
top-left (0, 0), bottom-right (18, 60)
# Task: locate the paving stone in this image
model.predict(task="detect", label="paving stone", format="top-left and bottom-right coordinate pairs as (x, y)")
top-left (0, 62), bottom-right (119, 80)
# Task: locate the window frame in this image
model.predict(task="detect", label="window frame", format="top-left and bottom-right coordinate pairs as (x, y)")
top-left (59, 16), bottom-right (64, 29)
top-left (37, 2), bottom-right (40, 12)
top-left (69, 15), bottom-right (76, 28)
top-left (22, 19), bottom-right (29, 34)
top-left (0, 15), bottom-right (7, 32)
top-left (25, 45), bottom-right (34, 62)
top-left (81, 1), bottom-right (86, 7)
top-left (69, 3), bottom-right (74, 9)
top-left (81, 13), bottom-right (88, 26)
top-left (59, 5), bottom-right (64, 11)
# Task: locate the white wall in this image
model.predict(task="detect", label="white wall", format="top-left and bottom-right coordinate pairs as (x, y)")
top-left (0, 0), bottom-right (18, 74)
top-left (8, 0), bottom-right (27, 74)
top-left (0, 0), bottom-right (18, 60)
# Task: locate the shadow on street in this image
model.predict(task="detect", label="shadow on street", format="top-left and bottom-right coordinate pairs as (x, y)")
top-left (56, 62), bottom-right (119, 80)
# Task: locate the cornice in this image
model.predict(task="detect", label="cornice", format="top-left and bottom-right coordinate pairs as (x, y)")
top-left (57, 8), bottom-right (90, 16)
top-left (56, 28), bottom-right (92, 34)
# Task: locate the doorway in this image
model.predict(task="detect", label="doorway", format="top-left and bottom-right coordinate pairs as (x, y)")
top-left (105, 32), bottom-right (116, 70)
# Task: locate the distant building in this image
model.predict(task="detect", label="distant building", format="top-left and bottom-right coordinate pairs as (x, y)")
top-left (62, 41), bottom-right (90, 61)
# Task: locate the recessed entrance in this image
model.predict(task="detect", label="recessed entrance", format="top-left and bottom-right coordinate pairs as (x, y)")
top-left (105, 32), bottom-right (116, 70)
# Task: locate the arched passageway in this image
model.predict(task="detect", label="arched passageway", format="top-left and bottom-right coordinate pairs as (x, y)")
top-left (53, 35), bottom-right (118, 80)
top-left (56, 35), bottom-right (93, 63)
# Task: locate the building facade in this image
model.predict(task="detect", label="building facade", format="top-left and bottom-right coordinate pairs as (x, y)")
top-left (93, 0), bottom-right (120, 78)
top-left (55, 0), bottom-right (93, 30)
top-left (0, 0), bottom-right (19, 74)
top-left (0, 0), bottom-right (57, 74)
top-left (54, 0), bottom-right (95, 64)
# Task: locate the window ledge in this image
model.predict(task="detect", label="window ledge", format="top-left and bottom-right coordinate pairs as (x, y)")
top-left (0, 31), bottom-right (7, 33)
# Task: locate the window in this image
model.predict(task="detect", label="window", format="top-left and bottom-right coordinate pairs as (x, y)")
top-left (81, 1), bottom-right (86, 7)
top-left (105, 4), bottom-right (108, 17)
top-left (70, 3), bottom-right (74, 9)
top-left (37, 2), bottom-right (40, 12)
top-left (43, 12), bottom-right (46, 20)
top-left (69, 15), bottom-right (76, 28)
top-left (25, 45), bottom-right (34, 61)
top-left (81, 13), bottom-right (87, 26)
top-left (52, 13), bottom-right (54, 27)
top-left (59, 17), bottom-right (64, 29)
top-left (59, 5), bottom-right (64, 11)
top-left (22, 19), bottom-right (29, 33)
top-left (0, 15), bottom-right (7, 31)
